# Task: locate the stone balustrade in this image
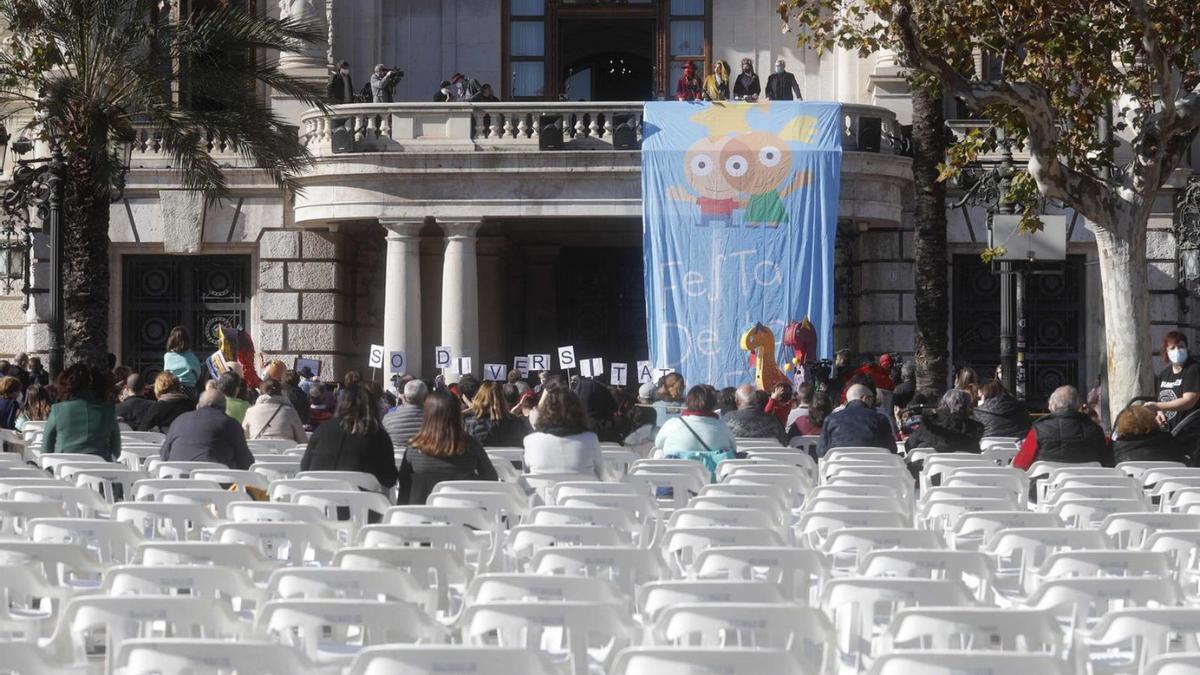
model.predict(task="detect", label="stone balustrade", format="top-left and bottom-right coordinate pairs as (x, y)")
top-left (300, 102), bottom-right (907, 156)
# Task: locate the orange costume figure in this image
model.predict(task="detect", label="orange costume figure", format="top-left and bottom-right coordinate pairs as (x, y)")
top-left (720, 131), bottom-right (810, 227)
top-left (667, 136), bottom-right (745, 227)
top-left (740, 322), bottom-right (789, 392)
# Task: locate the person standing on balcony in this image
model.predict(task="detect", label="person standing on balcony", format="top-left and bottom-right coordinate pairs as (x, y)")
top-left (733, 58), bottom-right (760, 101)
top-left (765, 58), bottom-right (802, 101)
top-left (675, 60), bottom-right (702, 101)
top-left (326, 60), bottom-right (354, 104)
top-left (477, 84), bottom-right (500, 102)
top-left (434, 80), bottom-right (453, 102)
top-left (370, 64), bottom-right (402, 103)
top-left (703, 60), bottom-right (730, 101)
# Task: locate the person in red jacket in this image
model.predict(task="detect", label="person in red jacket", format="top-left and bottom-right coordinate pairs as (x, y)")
top-left (763, 380), bottom-right (793, 427)
top-left (1012, 385), bottom-right (1112, 470)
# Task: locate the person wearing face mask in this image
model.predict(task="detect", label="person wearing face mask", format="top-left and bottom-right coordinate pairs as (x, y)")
top-left (326, 60), bottom-right (355, 104)
top-left (703, 60), bottom-right (730, 101)
top-left (1145, 331), bottom-right (1200, 431)
top-left (732, 58), bottom-right (760, 101)
top-left (765, 58), bottom-right (802, 101)
top-left (434, 80), bottom-right (453, 102)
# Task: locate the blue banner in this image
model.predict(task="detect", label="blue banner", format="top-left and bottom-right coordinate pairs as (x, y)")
top-left (642, 101), bottom-right (843, 388)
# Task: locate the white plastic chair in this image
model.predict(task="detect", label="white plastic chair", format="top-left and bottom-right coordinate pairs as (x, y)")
top-left (699, 482), bottom-right (790, 515)
top-left (1032, 550), bottom-right (1174, 593)
top-left (296, 470), bottom-right (385, 493)
top-left (796, 510), bottom-right (910, 549)
top-left (649, 602), bottom-right (836, 675)
top-left (258, 599), bottom-right (448, 667)
top-left (986, 527), bottom-right (1109, 592)
top-left (1143, 530), bottom-right (1200, 598)
top-left (1052, 498), bottom-right (1149, 528)
top-left (859, 548), bottom-right (997, 602)
top-left (0, 563), bottom-right (72, 641)
top-left (0, 541), bottom-right (106, 589)
top-left (10, 485), bottom-right (110, 518)
top-left (153, 461), bottom-right (226, 479)
top-left (951, 511), bottom-right (1064, 551)
top-left (333, 546), bottom-right (470, 620)
top-left (267, 567), bottom-right (433, 614)
top-left (692, 546), bottom-right (830, 604)
top-left (531, 545), bottom-right (670, 601)
top-left (267, 477), bottom-right (357, 501)
top-left (158, 488), bottom-right (246, 518)
top-left (27, 517), bottom-right (142, 565)
top-left (1077, 607), bottom-right (1200, 674)
top-left (610, 647), bottom-right (808, 675)
top-left (113, 638), bottom-right (316, 675)
top-left (1145, 654), bottom-right (1200, 675)
top-left (637, 579), bottom-right (787, 624)
top-left (0, 498), bottom-right (65, 537)
top-left (919, 498), bottom-right (1021, 534)
top-left (214, 521), bottom-right (341, 565)
top-left (661, 526), bottom-right (786, 576)
top-left (100, 564), bottom-right (263, 617)
top-left (135, 541), bottom-right (279, 582)
top-left (189, 468), bottom-right (269, 490)
top-left (866, 651), bottom-right (1073, 675)
top-left (881, 606), bottom-right (1063, 654)
top-left (458, 601), bottom-right (640, 675)
top-left (1026, 576), bottom-right (1183, 630)
top-left (346, 645), bottom-right (559, 675)
top-left (1102, 512), bottom-right (1200, 549)
top-left (112, 501), bottom-right (221, 540)
top-left (294, 489), bottom-right (391, 530)
top-left (507, 524), bottom-right (629, 570)
top-left (823, 527), bottom-right (945, 573)
top-left (130, 478), bottom-right (221, 501)
top-left (625, 472), bottom-right (706, 511)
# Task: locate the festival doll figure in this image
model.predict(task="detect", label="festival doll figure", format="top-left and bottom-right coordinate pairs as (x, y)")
top-left (720, 131), bottom-right (811, 227)
top-left (667, 135), bottom-right (745, 227)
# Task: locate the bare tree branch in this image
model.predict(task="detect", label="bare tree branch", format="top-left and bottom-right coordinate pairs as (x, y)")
top-left (1130, 0), bottom-right (1175, 122)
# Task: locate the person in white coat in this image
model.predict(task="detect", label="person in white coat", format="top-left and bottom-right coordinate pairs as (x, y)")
top-left (523, 388), bottom-right (603, 479)
top-left (242, 378), bottom-right (307, 444)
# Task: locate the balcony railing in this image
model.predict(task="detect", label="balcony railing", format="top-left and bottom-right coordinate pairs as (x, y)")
top-left (300, 102), bottom-right (907, 156)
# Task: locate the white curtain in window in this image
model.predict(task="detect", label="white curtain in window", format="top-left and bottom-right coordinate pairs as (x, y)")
top-left (512, 62), bottom-right (544, 97)
top-left (670, 20), bottom-right (704, 57)
top-left (511, 22), bottom-right (544, 57)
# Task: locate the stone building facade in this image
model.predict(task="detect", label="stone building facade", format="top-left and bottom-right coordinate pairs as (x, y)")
top-left (0, 0), bottom-right (1196, 409)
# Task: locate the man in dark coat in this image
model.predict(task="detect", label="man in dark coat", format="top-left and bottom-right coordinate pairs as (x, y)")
top-left (723, 385), bottom-right (786, 444)
top-left (159, 390), bottom-right (254, 469)
top-left (765, 58), bottom-right (802, 101)
top-left (1013, 385), bottom-right (1112, 470)
top-left (326, 60), bottom-right (355, 103)
top-left (115, 373), bottom-right (155, 430)
top-left (818, 384), bottom-right (896, 457)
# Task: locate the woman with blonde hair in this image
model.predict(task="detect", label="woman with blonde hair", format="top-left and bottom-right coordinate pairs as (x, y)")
top-left (138, 371), bottom-right (196, 432)
top-left (653, 371), bottom-right (687, 426)
top-left (464, 381), bottom-right (529, 447)
top-left (703, 60), bottom-right (730, 101)
top-left (398, 391), bottom-right (497, 504)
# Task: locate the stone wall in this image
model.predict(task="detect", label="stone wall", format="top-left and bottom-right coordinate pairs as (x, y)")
top-left (854, 224), bottom-right (917, 359)
top-left (341, 224), bottom-right (387, 376)
top-left (257, 226), bottom-right (346, 380)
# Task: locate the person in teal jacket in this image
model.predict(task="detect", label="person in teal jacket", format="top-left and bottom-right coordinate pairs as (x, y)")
top-left (42, 364), bottom-right (121, 461)
top-left (654, 385), bottom-right (737, 480)
top-left (163, 325), bottom-right (203, 397)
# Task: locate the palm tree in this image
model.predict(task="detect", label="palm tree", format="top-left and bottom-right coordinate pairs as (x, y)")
top-left (0, 0), bottom-right (324, 371)
top-left (911, 82), bottom-right (949, 394)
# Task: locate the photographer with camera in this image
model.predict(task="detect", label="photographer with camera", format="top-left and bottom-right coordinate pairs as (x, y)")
top-left (370, 64), bottom-right (404, 103)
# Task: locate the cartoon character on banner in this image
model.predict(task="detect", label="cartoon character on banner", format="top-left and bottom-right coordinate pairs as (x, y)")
top-left (666, 108), bottom-right (817, 228)
top-left (783, 317), bottom-right (819, 385)
top-left (740, 322), bottom-right (788, 392)
top-left (206, 323), bottom-right (262, 388)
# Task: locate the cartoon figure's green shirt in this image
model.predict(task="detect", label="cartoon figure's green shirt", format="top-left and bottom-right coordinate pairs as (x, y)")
top-left (745, 190), bottom-right (787, 225)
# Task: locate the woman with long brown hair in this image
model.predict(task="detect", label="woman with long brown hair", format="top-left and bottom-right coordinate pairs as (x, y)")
top-left (464, 381), bottom-right (529, 447)
top-left (42, 365), bottom-right (120, 460)
top-left (163, 325), bottom-right (203, 398)
top-left (523, 388), bottom-right (604, 478)
top-left (301, 384), bottom-right (397, 489)
top-left (15, 383), bottom-right (53, 432)
top-left (398, 390), bottom-right (498, 504)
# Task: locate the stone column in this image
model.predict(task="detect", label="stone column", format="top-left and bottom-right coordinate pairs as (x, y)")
top-left (440, 220), bottom-right (482, 377)
top-left (382, 220), bottom-right (424, 377)
top-left (278, 0), bottom-right (329, 84)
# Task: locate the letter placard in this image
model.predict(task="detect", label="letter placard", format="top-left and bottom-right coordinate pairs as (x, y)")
top-left (484, 363), bottom-right (507, 381)
top-left (637, 361), bottom-right (654, 384)
top-left (588, 358), bottom-right (604, 376)
top-left (557, 345), bottom-right (576, 369)
top-left (388, 351), bottom-right (406, 374)
top-left (528, 354), bottom-right (550, 372)
top-left (610, 363), bottom-right (628, 386)
top-left (580, 359), bottom-right (593, 378)
top-left (513, 356), bottom-right (530, 376)
top-left (435, 346), bottom-right (453, 370)
top-left (455, 357), bottom-right (473, 376)
top-left (368, 344), bottom-right (385, 369)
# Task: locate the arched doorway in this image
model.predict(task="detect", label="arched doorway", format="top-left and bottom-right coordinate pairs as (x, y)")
top-left (559, 19), bottom-right (654, 101)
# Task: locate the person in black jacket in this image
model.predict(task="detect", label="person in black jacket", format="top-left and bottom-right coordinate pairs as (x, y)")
top-left (1112, 405), bottom-right (1187, 464)
top-left (138, 372), bottom-right (196, 433)
top-left (972, 380), bottom-right (1031, 439)
top-left (300, 384), bottom-right (398, 489)
top-left (732, 58), bottom-right (760, 101)
top-left (1014, 386), bottom-right (1112, 470)
top-left (326, 61), bottom-right (354, 103)
top-left (905, 389), bottom-right (985, 477)
top-left (764, 58), bottom-right (802, 100)
top-left (115, 373), bottom-right (155, 429)
top-left (159, 390), bottom-right (254, 469)
top-left (398, 391), bottom-right (497, 505)
top-left (463, 382), bottom-right (529, 447)
top-left (817, 384), bottom-right (895, 457)
top-left (281, 370), bottom-right (311, 425)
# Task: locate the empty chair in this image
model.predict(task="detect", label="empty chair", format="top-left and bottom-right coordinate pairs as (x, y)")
top-left (650, 602), bottom-right (836, 674)
top-left (158, 488), bottom-right (245, 518)
top-left (1026, 576), bottom-right (1183, 630)
top-left (0, 498), bottom-right (65, 537)
top-left (69, 466), bottom-right (144, 503)
top-left (951, 511), bottom-right (1064, 551)
top-left (821, 578), bottom-right (978, 672)
top-left (27, 517), bottom-right (142, 565)
top-left (1052, 498), bottom-right (1149, 528)
top-left (881, 606), bottom-right (1063, 654)
top-left (530, 505), bottom-right (648, 545)
top-left (294, 489), bottom-right (392, 530)
top-left (1145, 654), bottom-right (1200, 675)
top-left (823, 528), bottom-right (944, 573)
top-left (610, 647), bottom-right (809, 675)
top-left (919, 498), bottom-right (1021, 534)
top-left (661, 526), bottom-right (786, 576)
top-left (1078, 607), bottom-right (1200, 674)
top-left (796, 511), bottom-right (910, 549)
top-left (268, 477), bottom-right (356, 502)
top-left (1102, 512), bottom-right (1200, 549)
top-left (466, 573), bottom-right (625, 608)
top-left (258, 599), bottom-right (448, 667)
top-left (531, 546), bottom-right (671, 601)
top-left (44, 596), bottom-right (251, 669)
top-left (130, 478), bottom-right (221, 501)
top-left (699, 483), bottom-right (790, 516)
top-left (943, 470), bottom-right (1029, 504)
top-left (1143, 530), bottom-right (1200, 598)
top-left (296, 470), bottom-right (385, 493)
top-left (1032, 550), bottom-right (1174, 596)
top-left (267, 567), bottom-right (433, 614)
top-left (666, 507), bottom-right (783, 533)
top-left (190, 468), bottom-right (269, 490)
top-left (458, 601), bottom-right (640, 675)
top-left (250, 461), bottom-right (301, 483)
top-left (0, 541), bottom-right (106, 589)
top-left (135, 541), bottom-right (279, 583)
top-left (688, 494), bottom-right (786, 528)
top-left (637, 580), bottom-right (787, 624)
top-left (153, 461), bottom-right (226, 479)
top-left (508, 524), bottom-right (629, 570)
top-left (10, 485), bottom-right (109, 518)
top-left (625, 471), bottom-right (706, 511)
top-left (866, 651), bottom-right (1074, 675)
top-left (859, 549), bottom-right (996, 602)
top-left (333, 546), bottom-right (470, 620)
top-left (113, 501), bottom-right (221, 541)
top-left (358, 523), bottom-right (494, 574)
top-left (100, 564), bottom-right (263, 617)
top-left (0, 564), bottom-right (72, 641)
top-left (692, 546), bottom-right (830, 604)
top-left (214, 521), bottom-right (341, 565)
top-left (113, 638), bottom-right (316, 675)
top-left (987, 527), bottom-right (1109, 591)
top-left (805, 494), bottom-right (910, 516)
top-left (347, 646), bottom-right (559, 675)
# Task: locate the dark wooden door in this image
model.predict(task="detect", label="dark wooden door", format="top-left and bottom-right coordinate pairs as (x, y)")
top-left (952, 254), bottom-right (1085, 410)
top-left (556, 247), bottom-right (647, 378)
top-left (122, 255), bottom-right (252, 380)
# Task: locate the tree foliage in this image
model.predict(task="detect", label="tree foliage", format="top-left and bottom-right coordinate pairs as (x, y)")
top-left (785, 0), bottom-right (1200, 235)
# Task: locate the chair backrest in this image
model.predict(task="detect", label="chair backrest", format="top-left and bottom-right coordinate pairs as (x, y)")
top-left (636, 579), bottom-right (785, 622)
top-left (190, 468), bottom-right (269, 490)
top-left (134, 541), bottom-right (278, 582)
top-left (882, 606), bottom-right (1062, 654)
top-left (466, 573), bottom-right (625, 607)
top-left (1102, 512), bottom-right (1200, 549)
top-left (257, 599), bottom-right (448, 663)
top-left (985, 527), bottom-right (1109, 589)
top-left (153, 461), bottom-right (226, 479)
top-left (131, 478), bottom-right (221, 501)
top-left (331, 546), bottom-right (469, 619)
top-left (950, 511), bottom-right (1064, 551)
top-left (158, 489), bottom-right (246, 518)
top-left (0, 541), bottom-right (106, 589)
top-left (294, 489), bottom-right (392, 530)
top-left (347, 646), bottom-right (559, 675)
top-left (214, 521), bottom-right (341, 565)
top-left (1026, 576), bottom-right (1183, 628)
top-left (661, 526), bottom-right (786, 575)
top-left (691, 546), bottom-right (830, 604)
top-left (101, 564), bottom-right (262, 614)
top-left (458, 601), bottom-right (639, 675)
top-left (250, 461), bottom-right (301, 483)
top-left (530, 545), bottom-right (670, 600)
top-left (866, 651), bottom-right (1074, 675)
top-left (796, 510), bottom-right (910, 549)
top-left (1033, 550), bottom-right (1173, 592)
top-left (650, 602), bottom-right (836, 675)
top-left (27, 517), bottom-right (142, 565)
top-left (918, 498), bottom-right (1022, 534)
top-left (113, 501), bottom-right (221, 541)
top-left (1145, 653), bottom-right (1200, 675)
top-left (823, 528), bottom-right (945, 573)
top-left (666, 507), bottom-right (783, 533)
top-left (858, 549), bottom-right (996, 602)
top-left (69, 467), bottom-right (145, 503)
top-left (1052, 498), bottom-right (1149, 528)
top-left (624, 472), bottom-right (707, 511)
top-left (698, 483), bottom-right (789, 515)
top-left (295, 470), bottom-right (385, 493)
top-left (1080, 607), bottom-right (1200, 674)
top-left (113, 638), bottom-right (316, 675)
top-left (507, 524), bottom-right (629, 570)
top-left (267, 477), bottom-right (357, 501)
top-left (0, 498), bottom-right (65, 537)
top-left (610, 647), bottom-right (809, 675)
